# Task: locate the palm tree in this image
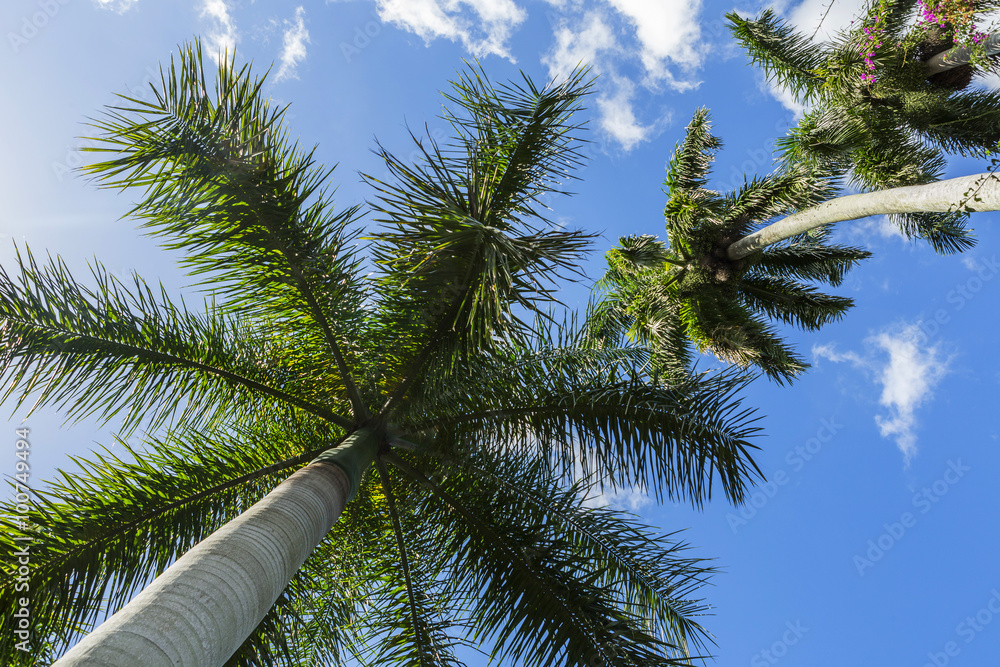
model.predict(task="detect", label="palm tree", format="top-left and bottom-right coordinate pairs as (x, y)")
top-left (0, 45), bottom-right (763, 666)
top-left (591, 109), bottom-right (871, 384)
top-left (728, 0), bottom-right (1000, 254)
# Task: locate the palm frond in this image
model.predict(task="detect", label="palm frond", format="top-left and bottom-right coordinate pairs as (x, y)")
top-left (399, 318), bottom-right (762, 506)
top-left (679, 295), bottom-right (809, 384)
top-left (0, 248), bottom-right (351, 434)
top-left (445, 451), bottom-right (717, 657)
top-left (387, 452), bottom-right (713, 667)
top-left (663, 108), bottom-right (722, 243)
top-left (739, 275), bottom-right (856, 330)
top-left (749, 236), bottom-right (871, 286)
top-left (726, 9), bottom-right (828, 103)
top-left (363, 65), bottom-right (597, 415)
top-left (82, 41), bottom-right (372, 419)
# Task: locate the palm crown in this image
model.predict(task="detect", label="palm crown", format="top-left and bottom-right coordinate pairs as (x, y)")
top-left (729, 0), bottom-right (1000, 254)
top-left (0, 46), bottom-right (763, 666)
top-left (592, 109), bottom-right (871, 384)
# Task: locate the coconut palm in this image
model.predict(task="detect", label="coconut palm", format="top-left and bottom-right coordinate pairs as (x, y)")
top-left (728, 0), bottom-right (1000, 254)
top-left (0, 45), bottom-right (764, 666)
top-left (591, 109), bottom-right (871, 384)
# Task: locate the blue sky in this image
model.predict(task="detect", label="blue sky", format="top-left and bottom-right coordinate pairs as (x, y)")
top-left (3, 0), bottom-right (1000, 664)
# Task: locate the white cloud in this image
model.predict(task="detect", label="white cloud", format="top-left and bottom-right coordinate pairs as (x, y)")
top-left (571, 458), bottom-right (651, 511)
top-left (761, 76), bottom-right (805, 119)
top-left (847, 216), bottom-right (907, 248)
top-left (812, 342), bottom-right (865, 367)
top-left (813, 323), bottom-right (950, 462)
top-left (605, 0), bottom-right (703, 84)
top-left (542, 11), bottom-right (616, 82)
top-left (871, 326), bottom-right (949, 462)
top-left (201, 0), bottom-right (238, 63)
top-left (541, 9), bottom-right (681, 150)
top-left (276, 6), bottom-right (310, 81)
top-left (93, 0), bottom-right (138, 11)
top-left (787, 0), bottom-right (868, 42)
top-left (596, 76), bottom-right (663, 151)
top-left (374, 0), bottom-right (527, 59)
top-left (582, 484), bottom-right (652, 512)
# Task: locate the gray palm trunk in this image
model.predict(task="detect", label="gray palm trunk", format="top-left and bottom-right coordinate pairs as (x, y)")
top-left (924, 31), bottom-right (1000, 75)
top-left (726, 172), bottom-right (1000, 259)
top-left (51, 428), bottom-right (380, 667)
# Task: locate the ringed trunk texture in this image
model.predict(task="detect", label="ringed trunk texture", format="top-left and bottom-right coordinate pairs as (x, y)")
top-left (53, 428), bottom-right (380, 667)
top-left (924, 31), bottom-right (1000, 75)
top-left (727, 172), bottom-right (999, 259)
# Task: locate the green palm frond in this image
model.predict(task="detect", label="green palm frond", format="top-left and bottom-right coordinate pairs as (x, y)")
top-left (82, 41), bottom-right (371, 418)
top-left (0, 248), bottom-right (351, 434)
top-left (663, 108), bottom-right (722, 242)
top-left (726, 9), bottom-right (828, 103)
top-left (369, 458), bottom-right (469, 667)
top-left (739, 274), bottom-right (855, 330)
top-left (913, 88), bottom-right (1000, 156)
top-left (0, 414), bottom-right (342, 659)
top-left (591, 243), bottom-right (694, 380)
top-left (747, 234), bottom-right (871, 286)
top-left (363, 65), bottom-right (597, 387)
top-left (399, 316), bottom-right (761, 506)
top-left (887, 210), bottom-right (975, 254)
top-left (680, 295), bottom-right (809, 384)
top-left (447, 452), bottom-right (717, 657)
top-left (387, 451), bottom-right (714, 667)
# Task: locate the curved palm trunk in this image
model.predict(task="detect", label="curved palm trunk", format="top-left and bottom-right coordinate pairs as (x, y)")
top-left (52, 428), bottom-right (380, 667)
top-left (924, 31), bottom-right (1000, 75)
top-left (727, 172), bottom-right (999, 259)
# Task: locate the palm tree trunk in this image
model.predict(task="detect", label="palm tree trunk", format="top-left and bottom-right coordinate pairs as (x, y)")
top-left (726, 172), bottom-right (1000, 259)
top-left (52, 428), bottom-right (380, 667)
top-left (923, 31), bottom-right (1000, 75)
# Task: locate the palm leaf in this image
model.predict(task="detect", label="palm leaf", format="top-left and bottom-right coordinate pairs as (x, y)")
top-left (0, 248), bottom-right (351, 434)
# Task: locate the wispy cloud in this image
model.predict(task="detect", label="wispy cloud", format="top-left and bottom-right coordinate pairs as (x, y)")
top-left (201, 0), bottom-right (238, 63)
top-left (582, 483), bottom-right (652, 512)
top-left (276, 6), bottom-right (310, 81)
top-left (542, 11), bottom-right (665, 149)
top-left (595, 76), bottom-right (664, 151)
top-left (571, 459), bottom-right (651, 511)
top-left (94, 0), bottom-right (139, 12)
top-left (373, 0), bottom-right (526, 59)
top-left (813, 323), bottom-right (950, 462)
